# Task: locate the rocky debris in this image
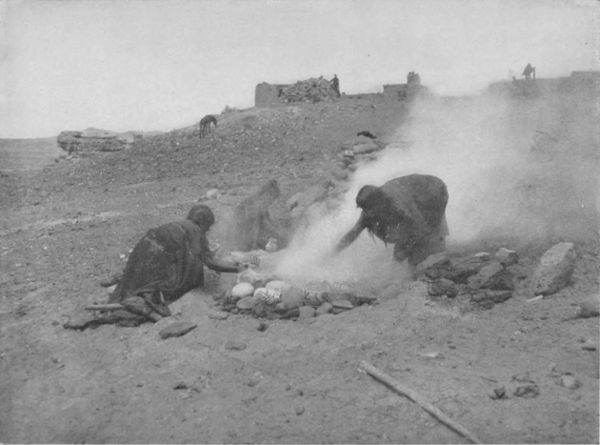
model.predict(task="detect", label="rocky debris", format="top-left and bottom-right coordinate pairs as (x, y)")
top-left (158, 322), bottom-right (197, 339)
top-left (532, 242), bottom-right (577, 295)
top-left (495, 248), bottom-right (519, 266)
top-left (415, 253), bottom-right (452, 279)
top-left (236, 296), bottom-right (256, 310)
top-left (580, 340), bottom-right (596, 351)
top-left (280, 77), bottom-right (338, 103)
top-left (560, 374), bottom-right (581, 390)
top-left (427, 278), bottom-right (458, 298)
top-left (513, 384), bottom-right (540, 398)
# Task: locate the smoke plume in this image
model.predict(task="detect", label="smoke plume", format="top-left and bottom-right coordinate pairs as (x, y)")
top-left (276, 81), bottom-right (599, 283)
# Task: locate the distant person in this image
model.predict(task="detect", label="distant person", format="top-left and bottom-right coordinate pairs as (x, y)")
top-left (331, 74), bottom-right (341, 97)
top-left (523, 63), bottom-right (536, 80)
top-left (333, 174), bottom-right (449, 267)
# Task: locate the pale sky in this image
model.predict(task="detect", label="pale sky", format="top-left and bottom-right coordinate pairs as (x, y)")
top-left (0, 0), bottom-right (598, 138)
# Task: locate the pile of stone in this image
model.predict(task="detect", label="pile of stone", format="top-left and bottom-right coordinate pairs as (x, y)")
top-left (221, 269), bottom-right (376, 320)
top-left (280, 77), bottom-right (338, 103)
top-left (417, 248), bottom-right (520, 309)
top-left (417, 242), bottom-right (578, 309)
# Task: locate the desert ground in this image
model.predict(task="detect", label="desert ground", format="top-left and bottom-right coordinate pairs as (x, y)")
top-left (0, 78), bottom-right (598, 443)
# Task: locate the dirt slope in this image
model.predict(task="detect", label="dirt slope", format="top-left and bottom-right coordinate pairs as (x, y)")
top-left (0, 92), bottom-right (598, 444)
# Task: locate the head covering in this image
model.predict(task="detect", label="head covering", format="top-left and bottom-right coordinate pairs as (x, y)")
top-left (186, 204), bottom-right (215, 229)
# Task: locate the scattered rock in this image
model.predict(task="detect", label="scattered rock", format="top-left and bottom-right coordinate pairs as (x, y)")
top-left (416, 253), bottom-right (452, 279)
top-left (513, 384), bottom-right (540, 398)
top-left (446, 254), bottom-right (490, 283)
top-left (474, 252), bottom-right (491, 261)
top-left (352, 141), bottom-right (382, 155)
top-left (495, 248), bottom-right (519, 266)
top-left (298, 306), bottom-right (315, 320)
top-left (427, 278), bottom-right (458, 297)
top-left (531, 242), bottom-right (577, 295)
top-left (231, 282), bottom-right (255, 300)
top-left (560, 374), bottom-right (581, 390)
top-left (247, 372), bottom-right (262, 387)
top-left (315, 302), bottom-right (333, 316)
top-left (490, 386), bottom-right (507, 400)
top-left (295, 405), bottom-right (305, 416)
top-left (173, 382), bottom-right (189, 390)
top-left (158, 322), bottom-right (197, 339)
top-left (419, 351), bottom-right (443, 359)
top-left (225, 340), bottom-right (247, 351)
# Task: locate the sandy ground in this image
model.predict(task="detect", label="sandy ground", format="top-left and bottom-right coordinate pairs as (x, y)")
top-left (0, 91), bottom-right (598, 443)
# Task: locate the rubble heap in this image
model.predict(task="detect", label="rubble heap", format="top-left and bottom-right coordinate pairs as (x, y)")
top-left (280, 77), bottom-right (338, 103)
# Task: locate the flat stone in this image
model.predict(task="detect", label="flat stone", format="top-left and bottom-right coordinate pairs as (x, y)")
top-left (315, 302), bottom-right (333, 316)
top-left (532, 242), bottom-right (577, 295)
top-left (467, 262), bottom-right (506, 290)
top-left (298, 306), bottom-right (315, 320)
top-left (495, 248), bottom-right (519, 266)
top-left (576, 296), bottom-right (599, 318)
top-left (158, 322), bottom-right (197, 339)
top-left (416, 253), bottom-right (452, 279)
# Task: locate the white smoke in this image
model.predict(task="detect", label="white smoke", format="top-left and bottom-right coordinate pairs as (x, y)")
top-left (276, 85), bottom-right (599, 282)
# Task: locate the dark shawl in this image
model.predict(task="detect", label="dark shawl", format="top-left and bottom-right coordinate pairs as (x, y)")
top-left (109, 219), bottom-right (210, 306)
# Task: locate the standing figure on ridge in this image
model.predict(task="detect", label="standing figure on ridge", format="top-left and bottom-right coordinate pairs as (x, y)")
top-left (522, 63), bottom-right (536, 80)
top-left (331, 74), bottom-right (341, 98)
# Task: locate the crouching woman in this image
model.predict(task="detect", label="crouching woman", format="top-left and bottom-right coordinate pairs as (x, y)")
top-left (109, 204), bottom-right (243, 319)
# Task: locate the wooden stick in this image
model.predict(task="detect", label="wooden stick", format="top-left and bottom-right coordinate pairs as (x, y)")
top-left (358, 360), bottom-right (482, 444)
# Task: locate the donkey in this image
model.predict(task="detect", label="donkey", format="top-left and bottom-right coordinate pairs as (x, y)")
top-left (198, 115), bottom-right (218, 138)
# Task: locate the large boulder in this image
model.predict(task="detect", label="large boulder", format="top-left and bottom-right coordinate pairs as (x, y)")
top-left (531, 242), bottom-right (577, 295)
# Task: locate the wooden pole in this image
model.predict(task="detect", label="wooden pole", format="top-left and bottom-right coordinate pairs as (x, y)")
top-left (359, 360), bottom-right (482, 444)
